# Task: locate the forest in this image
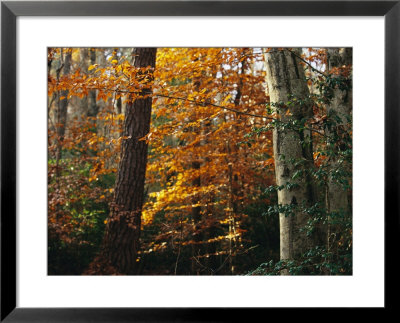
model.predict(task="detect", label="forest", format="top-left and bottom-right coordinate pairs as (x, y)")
top-left (48, 47), bottom-right (352, 275)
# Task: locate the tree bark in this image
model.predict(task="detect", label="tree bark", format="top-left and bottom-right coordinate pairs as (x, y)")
top-left (326, 48), bottom-right (352, 252)
top-left (190, 66), bottom-right (204, 275)
top-left (55, 49), bottom-right (72, 164)
top-left (264, 48), bottom-right (316, 262)
top-left (87, 48), bottom-right (99, 118)
top-left (94, 48), bottom-right (157, 275)
top-left (78, 48), bottom-right (89, 117)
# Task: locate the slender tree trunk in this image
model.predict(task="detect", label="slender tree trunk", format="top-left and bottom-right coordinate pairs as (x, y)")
top-left (55, 49), bottom-right (72, 165)
top-left (190, 69), bottom-right (203, 275)
top-left (78, 48), bottom-right (89, 117)
top-left (191, 159), bottom-right (202, 274)
top-left (87, 48), bottom-right (98, 118)
top-left (225, 56), bottom-right (245, 274)
top-left (91, 48), bottom-right (157, 275)
top-left (264, 48), bottom-right (316, 263)
top-left (326, 48), bottom-right (352, 253)
top-left (47, 49), bottom-right (56, 133)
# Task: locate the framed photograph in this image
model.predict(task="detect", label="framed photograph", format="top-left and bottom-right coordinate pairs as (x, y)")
top-left (1, 0), bottom-right (396, 321)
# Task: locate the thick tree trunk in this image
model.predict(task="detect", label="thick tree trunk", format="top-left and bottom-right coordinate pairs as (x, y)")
top-left (93, 48), bottom-right (157, 275)
top-left (264, 48), bottom-right (316, 262)
top-left (326, 48), bottom-right (352, 252)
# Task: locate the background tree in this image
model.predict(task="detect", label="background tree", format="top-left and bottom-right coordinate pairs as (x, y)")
top-left (55, 49), bottom-right (72, 167)
top-left (325, 48), bottom-right (352, 261)
top-left (141, 48), bottom-right (274, 275)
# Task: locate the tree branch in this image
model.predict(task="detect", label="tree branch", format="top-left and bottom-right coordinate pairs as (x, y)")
top-left (284, 48), bottom-right (328, 78)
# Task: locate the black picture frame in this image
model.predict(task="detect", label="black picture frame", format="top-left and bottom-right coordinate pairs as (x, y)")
top-left (1, 0), bottom-right (397, 321)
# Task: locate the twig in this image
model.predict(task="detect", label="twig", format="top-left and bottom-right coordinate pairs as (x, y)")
top-left (284, 48), bottom-right (328, 78)
top-left (174, 215), bottom-right (183, 275)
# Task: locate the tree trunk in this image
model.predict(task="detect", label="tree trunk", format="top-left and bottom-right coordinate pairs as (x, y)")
top-left (264, 48), bottom-right (316, 262)
top-left (326, 48), bottom-right (352, 252)
top-left (78, 48), bottom-right (89, 117)
top-left (55, 49), bottom-right (72, 164)
top-left (191, 159), bottom-right (202, 274)
top-left (94, 48), bottom-right (157, 275)
top-left (87, 48), bottom-right (99, 118)
top-left (190, 68), bottom-right (204, 275)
